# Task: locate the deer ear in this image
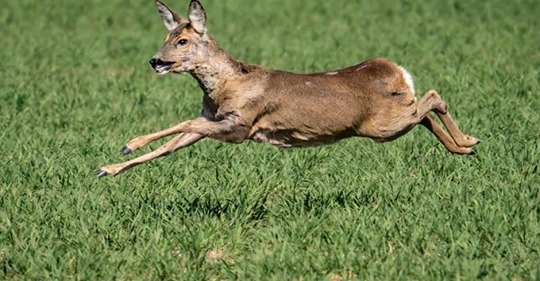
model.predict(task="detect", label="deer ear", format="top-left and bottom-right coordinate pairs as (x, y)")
top-left (188, 0), bottom-right (206, 34)
top-left (156, 0), bottom-right (183, 31)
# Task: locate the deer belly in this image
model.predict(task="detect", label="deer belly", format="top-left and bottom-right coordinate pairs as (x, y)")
top-left (249, 128), bottom-right (340, 148)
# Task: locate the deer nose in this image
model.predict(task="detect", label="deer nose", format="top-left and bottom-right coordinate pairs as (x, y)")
top-left (149, 58), bottom-right (158, 68)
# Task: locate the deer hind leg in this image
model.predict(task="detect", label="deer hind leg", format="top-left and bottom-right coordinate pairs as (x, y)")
top-left (420, 114), bottom-right (474, 154)
top-left (433, 109), bottom-right (480, 148)
top-left (416, 90), bottom-right (479, 154)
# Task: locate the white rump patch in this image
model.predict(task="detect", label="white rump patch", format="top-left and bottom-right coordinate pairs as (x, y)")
top-left (397, 65), bottom-right (415, 96)
top-left (325, 71), bottom-right (338, 75)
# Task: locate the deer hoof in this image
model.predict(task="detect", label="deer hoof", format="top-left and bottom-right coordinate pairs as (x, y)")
top-left (121, 146), bottom-right (133, 155)
top-left (96, 169), bottom-right (109, 178)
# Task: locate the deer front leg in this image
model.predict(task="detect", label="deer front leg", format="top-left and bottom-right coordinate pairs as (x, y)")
top-left (121, 117), bottom-right (208, 155)
top-left (97, 117), bottom-right (249, 177)
top-left (97, 132), bottom-right (204, 177)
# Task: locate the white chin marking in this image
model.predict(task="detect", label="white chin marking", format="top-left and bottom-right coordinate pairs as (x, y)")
top-left (155, 67), bottom-right (170, 75)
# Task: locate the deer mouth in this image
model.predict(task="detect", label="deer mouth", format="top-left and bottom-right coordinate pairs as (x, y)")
top-left (154, 62), bottom-right (174, 75)
top-left (150, 58), bottom-right (175, 75)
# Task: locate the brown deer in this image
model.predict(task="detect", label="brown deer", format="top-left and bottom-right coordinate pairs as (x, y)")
top-left (97, 0), bottom-right (479, 177)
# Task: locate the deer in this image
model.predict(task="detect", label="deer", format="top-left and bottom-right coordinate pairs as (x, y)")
top-left (96, 0), bottom-right (479, 177)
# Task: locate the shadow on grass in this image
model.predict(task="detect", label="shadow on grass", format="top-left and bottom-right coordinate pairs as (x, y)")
top-left (163, 188), bottom-right (379, 222)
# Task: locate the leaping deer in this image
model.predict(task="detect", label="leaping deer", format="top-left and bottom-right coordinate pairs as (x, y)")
top-left (97, 0), bottom-right (479, 177)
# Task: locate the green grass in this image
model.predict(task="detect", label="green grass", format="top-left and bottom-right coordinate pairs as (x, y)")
top-left (1, 0), bottom-right (539, 279)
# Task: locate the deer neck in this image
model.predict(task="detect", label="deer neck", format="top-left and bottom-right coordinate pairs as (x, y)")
top-left (190, 45), bottom-right (241, 98)
top-left (189, 37), bottom-right (262, 100)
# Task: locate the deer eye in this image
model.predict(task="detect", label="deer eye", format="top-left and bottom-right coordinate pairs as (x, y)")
top-left (177, 39), bottom-right (188, 46)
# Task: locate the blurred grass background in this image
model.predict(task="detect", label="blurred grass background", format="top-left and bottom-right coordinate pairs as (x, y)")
top-left (1, 0), bottom-right (539, 279)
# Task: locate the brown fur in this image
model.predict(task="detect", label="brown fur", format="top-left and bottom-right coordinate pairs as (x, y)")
top-left (97, 0), bottom-right (479, 177)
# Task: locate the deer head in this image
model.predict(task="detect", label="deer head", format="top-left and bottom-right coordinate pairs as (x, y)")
top-left (150, 0), bottom-right (211, 74)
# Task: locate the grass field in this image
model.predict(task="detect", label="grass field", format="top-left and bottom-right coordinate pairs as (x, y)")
top-left (1, 0), bottom-right (539, 279)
